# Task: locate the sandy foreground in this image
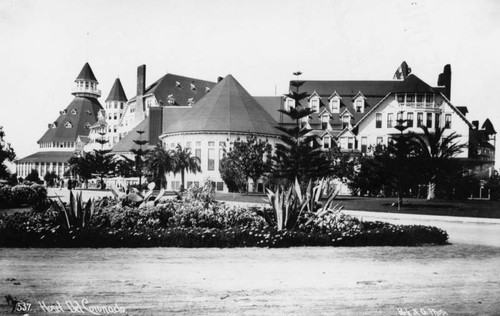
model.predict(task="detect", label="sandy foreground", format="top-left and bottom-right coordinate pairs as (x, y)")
top-left (1, 245), bottom-right (500, 316)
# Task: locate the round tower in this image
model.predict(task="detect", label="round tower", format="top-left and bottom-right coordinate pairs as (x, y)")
top-left (72, 62), bottom-right (101, 98)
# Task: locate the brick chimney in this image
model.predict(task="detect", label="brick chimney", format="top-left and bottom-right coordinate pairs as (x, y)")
top-left (437, 64), bottom-right (452, 100)
top-left (137, 65), bottom-right (146, 97)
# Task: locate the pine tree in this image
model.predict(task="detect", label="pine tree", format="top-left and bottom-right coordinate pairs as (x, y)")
top-left (130, 130), bottom-right (149, 187)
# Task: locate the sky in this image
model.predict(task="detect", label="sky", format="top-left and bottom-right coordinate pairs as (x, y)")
top-left (1, 0), bottom-right (500, 164)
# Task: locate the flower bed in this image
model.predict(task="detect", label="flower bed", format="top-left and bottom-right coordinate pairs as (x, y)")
top-left (0, 196), bottom-right (449, 248)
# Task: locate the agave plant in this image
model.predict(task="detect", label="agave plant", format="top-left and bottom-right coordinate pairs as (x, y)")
top-left (52, 190), bottom-right (95, 229)
top-left (264, 178), bottom-right (342, 231)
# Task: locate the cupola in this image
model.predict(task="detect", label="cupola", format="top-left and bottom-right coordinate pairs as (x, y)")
top-left (72, 62), bottom-right (101, 98)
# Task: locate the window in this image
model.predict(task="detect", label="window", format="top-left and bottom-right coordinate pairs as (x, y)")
top-left (397, 95), bottom-right (405, 105)
top-left (71, 109), bottom-right (77, 115)
top-left (216, 182), bottom-right (224, 191)
top-left (407, 94), bottom-right (415, 104)
top-left (310, 98), bottom-right (319, 113)
top-left (387, 113), bottom-right (394, 128)
top-left (219, 141), bottom-right (226, 147)
top-left (208, 148), bottom-right (215, 171)
top-left (435, 114), bottom-right (440, 128)
top-left (377, 137), bottom-right (383, 145)
top-left (426, 94), bottom-right (433, 106)
top-left (171, 181), bottom-right (180, 190)
top-left (114, 114), bottom-right (117, 120)
top-left (342, 115), bottom-right (350, 129)
top-left (355, 99), bottom-right (363, 113)
top-left (208, 141), bottom-right (215, 147)
top-left (416, 94), bottom-right (424, 106)
top-left (195, 148), bottom-right (201, 160)
top-left (445, 114), bottom-right (452, 128)
top-left (323, 136), bottom-right (331, 149)
top-left (300, 116), bottom-right (309, 129)
top-left (186, 141), bottom-right (192, 148)
top-left (331, 98), bottom-right (340, 113)
top-left (120, 103), bottom-right (124, 110)
top-left (361, 137), bottom-right (367, 153)
top-left (347, 137), bottom-right (354, 149)
top-left (407, 112), bottom-right (414, 127)
top-left (64, 121), bottom-right (72, 128)
top-left (397, 112), bottom-right (403, 122)
top-left (417, 113), bottom-right (424, 127)
top-left (426, 113), bottom-right (433, 128)
top-left (286, 98), bottom-right (295, 111)
top-left (321, 114), bottom-right (329, 130)
top-left (376, 113), bottom-right (382, 128)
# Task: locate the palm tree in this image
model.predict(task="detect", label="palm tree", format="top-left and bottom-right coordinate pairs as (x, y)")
top-left (144, 143), bottom-right (174, 189)
top-left (172, 144), bottom-right (201, 191)
top-left (412, 126), bottom-right (468, 200)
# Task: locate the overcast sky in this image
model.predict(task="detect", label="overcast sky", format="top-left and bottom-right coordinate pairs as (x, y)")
top-left (1, 0), bottom-right (499, 163)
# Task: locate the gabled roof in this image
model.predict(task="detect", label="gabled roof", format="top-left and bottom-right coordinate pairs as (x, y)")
top-left (337, 127), bottom-right (356, 138)
top-left (75, 62), bottom-right (98, 83)
top-left (482, 118), bottom-right (496, 135)
top-left (112, 119), bottom-right (152, 153)
top-left (339, 109), bottom-right (354, 117)
top-left (106, 78), bottom-right (128, 102)
top-left (307, 90), bottom-right (321, 101)
top-left (327, 91), bottom-right (342, 100)
top-left (17, 151), bottom-right (75, 164)
top-left (352, 91), bottom-right (366, 100)
top-left (38, 97), bottom-right (103, 144)
top-left (438, 93), bottom-right (475, 129)
top-left (129, 73), bottom-right (216, 107)
top-left (318, 108), bottom-right (332, 117)
top-left (162, 75), bottom-right (284, 137)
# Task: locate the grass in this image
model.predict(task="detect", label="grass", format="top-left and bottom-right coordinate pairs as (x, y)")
top-left (215, 193), bottom-right (500, 219)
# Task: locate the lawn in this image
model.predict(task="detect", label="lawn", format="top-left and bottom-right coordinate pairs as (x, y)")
top-left (215, 192), bottom-right (500, 219)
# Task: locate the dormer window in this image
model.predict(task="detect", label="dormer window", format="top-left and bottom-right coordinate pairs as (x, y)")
top-left (321, 114), bottom-right (330, 130)
top-left (205, 86), bottom-right (210, 93)
top-left (353, 91), bottom-right (365, 113)
top-left (342, 115), bottom-right (351, 129)
top-left (323, 136), bottom-right (331, 149)
top-left (71, 109), bottom-right (77, 115)
top-left (64, 121), bottom-right (73, 128)
top-left (190, 82), bottom-right (196, 91)
top-left (84, 122), bottom-right (91, 129)
top-left (175, 81), bottom-right (182, 88)
top-left (308, 91), bottom-right (321, 113)
top-left (187, 98), bottom-right (195, 106)
top-left (328, 91), bottom-right (342, 113)
top-left (60, 109), bottom-right (67, 115)
top-left (300, 116), bottom-right (310, 129)
top-left (85, 110), bottom-right (91, 115)
top-left (285, 97), bottom-right (295, 111)
top-left (167, 94), bottom-right (176, 105)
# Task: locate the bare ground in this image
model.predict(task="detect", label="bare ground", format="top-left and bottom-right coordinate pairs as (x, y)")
top-left (1, 245), bottom-right (500, 316)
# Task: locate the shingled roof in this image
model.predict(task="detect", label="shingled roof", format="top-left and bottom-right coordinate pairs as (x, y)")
top-left (76, 62), bottom-right (98, 83)
top-left (17, 151), bottom-right (75, 164)
top-left (38, 97), bottom-right (103, 144)
top-left (106, 78), bottom-right (128, 102)
top-left (129, 73), bottom-right (216, 107)
top-left (162, 75), bottom-right (284, 137)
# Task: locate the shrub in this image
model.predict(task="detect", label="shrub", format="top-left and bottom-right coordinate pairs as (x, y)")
top-left (0, 185), bottom-right (14, 208)
top-left (30, 184), bottom-right (48, 201)
top-left (11, 185), bottom-right (37, 206)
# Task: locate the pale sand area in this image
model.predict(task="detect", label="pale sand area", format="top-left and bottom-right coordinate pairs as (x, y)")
top-left (1, 245), bottom-right (500, 315)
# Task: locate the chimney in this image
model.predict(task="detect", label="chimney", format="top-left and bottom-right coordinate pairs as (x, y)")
top-left (472, 120), bottom-right (479, 130)
top-left (437, 64), bottom-right (452, 100)
top-left (217, 76), bottom-right (224, 83)
top-left (137, 64), bottom-right (146, 96)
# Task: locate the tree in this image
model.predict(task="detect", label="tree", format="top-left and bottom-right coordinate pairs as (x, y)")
top-left (25, 169), bottom-right (41, 183)
top-left (44, 171), bottom-right (59, 187)
top-left (144, 143), bottom-right (174, 189)
top-left (115, 156), bottom-right (137, 178)
top-left (130, 130), bottom-right (149, 187)
top-left (0, 126), bottom-right (16, 180)
top-left (271, 72), bottom-right (332, 185)
top-left (411, 126), bottom-right (468, 200)
top-left (172, 144), bottom-right (201, 191)
top-left (219, 136), bottom-right (273, 193)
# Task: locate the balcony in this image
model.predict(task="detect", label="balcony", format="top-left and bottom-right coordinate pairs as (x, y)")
top-left (72, 87), bottom-right (101, 97)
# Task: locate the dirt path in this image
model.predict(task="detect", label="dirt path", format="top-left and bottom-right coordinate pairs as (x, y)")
top-left (1, 245), bottom-right (500, 315)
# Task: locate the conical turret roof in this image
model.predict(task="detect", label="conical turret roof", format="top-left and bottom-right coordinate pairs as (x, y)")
top-left (163, 75), bottom-right (283, 137)
top-left (76, 62), bottom-right (98, 83)
top-left (106, 78), bottom-right (128, 102)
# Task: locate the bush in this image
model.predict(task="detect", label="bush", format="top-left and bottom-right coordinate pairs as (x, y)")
top-left (0, 196), bottom-right (449, 248)
top-left (0, 185), bottom-right (14, 208)
top-left (11, 185), bottom-right (38, 206)
top-left (31, 184), bottom-right (48, 201)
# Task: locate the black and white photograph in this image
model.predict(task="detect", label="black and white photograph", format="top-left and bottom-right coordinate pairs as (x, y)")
top-left (1, 0), bottom-right (499, 315)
